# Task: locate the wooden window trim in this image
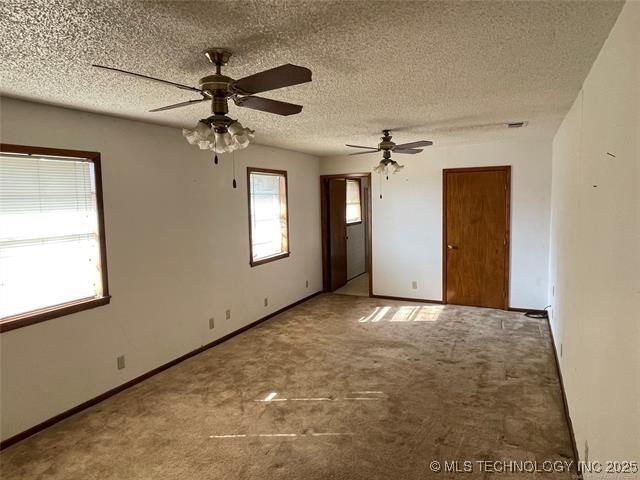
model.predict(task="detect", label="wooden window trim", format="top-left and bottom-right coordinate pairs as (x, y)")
top-left (247, 167), bottom-right (290, 267)
top-left (0, 143), bottom-right (111, 333)
top-left (345, 178), bottom-right (363, 225)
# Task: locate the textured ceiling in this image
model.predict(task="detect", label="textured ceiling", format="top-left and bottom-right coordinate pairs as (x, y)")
top-left (0, 0), bottom-right (623, 156)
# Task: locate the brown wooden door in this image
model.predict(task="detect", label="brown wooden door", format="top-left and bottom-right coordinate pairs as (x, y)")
top-left (444, 166), bottom-right (510, 309)
top-left (329, 178), bottom-right (348, 290)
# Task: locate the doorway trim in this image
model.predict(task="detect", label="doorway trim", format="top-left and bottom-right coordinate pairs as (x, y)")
top-left (320, 172), bottom-right (373, 296)
top-left (442, 165), bottom-right (511, 309)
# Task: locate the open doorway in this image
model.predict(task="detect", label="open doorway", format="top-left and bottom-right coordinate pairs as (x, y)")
top-left (321, 173), bottom-right (372, 296)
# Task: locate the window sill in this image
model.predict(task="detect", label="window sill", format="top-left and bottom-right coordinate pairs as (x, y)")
top-left (0, 296), bottom-right (111, 333)
top-left (250, 252), bottom-right (290, 267)
top-left (346, 220), bottom-right (363, 226)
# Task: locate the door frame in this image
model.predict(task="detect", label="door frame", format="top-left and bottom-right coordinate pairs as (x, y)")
top-left (442, 165), bottom-right (511, 309)
top-left (320, 172), bottom-right (373, 296)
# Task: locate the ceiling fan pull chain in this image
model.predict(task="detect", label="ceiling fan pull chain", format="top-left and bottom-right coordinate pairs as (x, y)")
top-left (214, 136), bottom-right (219, 164)
top-left (379, 172), bottom-right (383, 199)
top-left (232, 151), bottom-right (237, 189)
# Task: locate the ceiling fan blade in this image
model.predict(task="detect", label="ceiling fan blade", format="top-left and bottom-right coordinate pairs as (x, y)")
top-left (393, 140), bottom-right (433, 150)
top-left (234, 96), bottom-right (302, 116)
top-left (393, 148), bottom-right (423, 154)
top-left (349, 150), bottom-right (379, 156)
top-left (346, 144), bottom-right (378, 150)
top-left (92, 64), bottom-right (202, 93)
top-left (233, 64), bottom-right (312, 95)
top-left (149, 98), bottom-right (208, 112)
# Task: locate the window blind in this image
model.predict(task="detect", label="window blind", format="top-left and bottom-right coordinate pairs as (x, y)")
top-left (0, 154), bottom-right (103, 318)
top-left (249, 171), bottom-right (288, 261)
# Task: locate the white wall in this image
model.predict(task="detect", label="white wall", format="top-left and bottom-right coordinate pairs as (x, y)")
top-left (548, 1), bottom-right (640, 467)
top-left (346, 177), bottom-right (368, 279)
top-left (0, 98), bottom-right (322, 441)
top-left (321, 139), bottom-right (551, 308)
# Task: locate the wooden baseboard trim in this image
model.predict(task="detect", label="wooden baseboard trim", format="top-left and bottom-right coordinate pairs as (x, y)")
top-left (0, 291), bottom-right (323, 451)
top-left (545, 317), bottom-right (583, 479)
top-left (508, 307), bottom-right (546, 314)
top-left (370, 294), bottom-right (443, 304)
top-left (368, 298), bottom-right (546, 314)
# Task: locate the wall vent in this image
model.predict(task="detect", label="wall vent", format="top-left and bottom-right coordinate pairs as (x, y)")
top-left (506, 121), bottom-right (528, 128)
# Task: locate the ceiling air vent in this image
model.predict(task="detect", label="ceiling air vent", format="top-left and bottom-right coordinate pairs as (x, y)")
top-left (506, 121), bottom-right (528, 128)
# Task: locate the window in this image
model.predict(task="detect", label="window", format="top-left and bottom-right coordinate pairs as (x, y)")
top-left (346, 178), bottom-right (362, 224)
top-left (0, 144), bottom-right (110, 332)
top-left (247, 167), bottom-right (289, 266)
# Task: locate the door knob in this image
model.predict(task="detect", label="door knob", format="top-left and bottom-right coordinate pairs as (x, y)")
top-left (447, 245), bottom-right (458, 250)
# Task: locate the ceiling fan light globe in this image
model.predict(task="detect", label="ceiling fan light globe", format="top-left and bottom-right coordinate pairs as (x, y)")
top-left (212, 131), bottom-right (229, 149)
top-left (183, 128), bottom-right (204, 145)
top-left (233, 136), bottom-right (246, 148)
top-left (182, 128), bottom-right (197, 144)
top-left (184, 121), bottom-right (213, 145)
top-left (227, 121), bottom-right (245, 137)
top-left (195, 120), bottom-right (210, 135)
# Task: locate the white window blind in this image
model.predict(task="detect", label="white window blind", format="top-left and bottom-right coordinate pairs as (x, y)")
top-left (346, 179), bottom-right (362, 224)
top-left (248, 170), bottom-right (289, 262)
top-left (0, 154), bottom-right (104, 319)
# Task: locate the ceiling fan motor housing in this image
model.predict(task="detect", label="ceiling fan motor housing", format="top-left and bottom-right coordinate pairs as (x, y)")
top-left (196, 74), bottom-right (233, 115)
top-left (200, 48), bottom-right (236, 115)
top-left (378, 131), bottom-right (396, 152)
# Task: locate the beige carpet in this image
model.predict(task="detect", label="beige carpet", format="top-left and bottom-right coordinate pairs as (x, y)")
top-left (0, 294), bottom-right (575, 479)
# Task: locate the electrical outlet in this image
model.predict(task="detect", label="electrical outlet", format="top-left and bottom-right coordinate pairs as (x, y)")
top-left (411, 280), bottom-right (418, 290)
top-left (306, 280), bottom-right (309, 288)
top-left (117, 355), bottom-right (125, 370)
top-left (209, 317), bottom-right (215, 330)
top-left (226, 309), bottom-right (231, 320)
top-left (264, 297), bottom-right (268, 307)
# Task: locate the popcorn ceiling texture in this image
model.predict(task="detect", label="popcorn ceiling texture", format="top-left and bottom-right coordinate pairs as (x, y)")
top-left (0, 0), bottom-right (623, 156)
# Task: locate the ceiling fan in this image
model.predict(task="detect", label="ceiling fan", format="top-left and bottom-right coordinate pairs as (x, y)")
top-left (346, 129), bottom-right (433, 176)
top-left (92, 47), bottom-right (312, 159)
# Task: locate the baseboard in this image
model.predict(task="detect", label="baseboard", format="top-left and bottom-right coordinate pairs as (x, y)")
top-left (545, 317), bottom-right (583, 479)
top-left (370, 297), bottom-right (545, 313)
top-left (370, 294), bottom-right (443, 304)
top-left (508, 307), bottom-right (546, 314)
top-left (0, 290), bottom-right (322, 451)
